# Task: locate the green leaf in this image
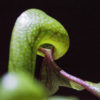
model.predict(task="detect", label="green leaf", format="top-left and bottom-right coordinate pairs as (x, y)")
top-left (48, 96), bottom-right (79, 100)
top-left (69, 81), bottom-right (84, 91)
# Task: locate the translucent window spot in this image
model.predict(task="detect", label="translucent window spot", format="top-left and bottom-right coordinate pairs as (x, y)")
top-left (2, 74), bottom-right (18, 90)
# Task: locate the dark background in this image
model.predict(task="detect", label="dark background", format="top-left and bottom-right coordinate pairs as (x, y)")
top-left (0, 0), bottom-right (100, 100)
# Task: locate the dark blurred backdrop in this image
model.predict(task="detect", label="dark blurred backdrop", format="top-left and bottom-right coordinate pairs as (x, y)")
top-left (0, 0), bottom-right (100, 100)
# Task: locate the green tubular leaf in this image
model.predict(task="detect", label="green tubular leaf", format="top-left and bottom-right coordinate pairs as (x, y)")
top-left (8, 9), bottom-right (69, 75)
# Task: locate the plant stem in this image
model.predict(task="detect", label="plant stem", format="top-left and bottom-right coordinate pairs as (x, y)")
top-left (38, 48), bottom-right (100, 98)
top-left (60, 70), bottom-right (100, 98)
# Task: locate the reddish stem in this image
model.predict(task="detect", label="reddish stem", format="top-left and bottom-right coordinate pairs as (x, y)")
top-left (38, 47), bottom-right (100, 98)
